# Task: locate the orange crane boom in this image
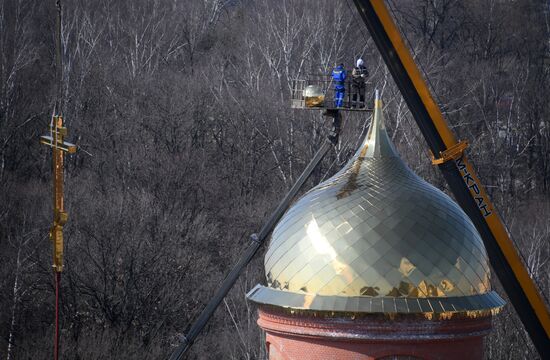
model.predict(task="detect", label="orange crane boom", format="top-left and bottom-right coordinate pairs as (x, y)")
top-left (352, 0), bottom-right (550, 356)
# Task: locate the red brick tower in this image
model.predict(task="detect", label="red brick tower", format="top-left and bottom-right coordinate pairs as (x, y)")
top-left (247, 95), bottom-right (504, 360)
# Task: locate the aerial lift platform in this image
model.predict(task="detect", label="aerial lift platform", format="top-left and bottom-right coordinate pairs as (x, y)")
top-left (291, 76), bottom-right (373, 112)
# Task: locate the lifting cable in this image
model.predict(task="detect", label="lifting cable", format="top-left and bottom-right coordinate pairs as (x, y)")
top-left (54, 271), bottom-right (60, 360)
top-left (343, 0), bottom-right (433, 161)
top-left (42, 0), bottom-right (76, 346)
top-left (384, 0), bottom-right (447, 115)
top-left (46, 1), bottom-right (65, 359)
top-left (382, 0), bottom-right (462, 166)
top-left (54, 2), bottom-right (63, 359)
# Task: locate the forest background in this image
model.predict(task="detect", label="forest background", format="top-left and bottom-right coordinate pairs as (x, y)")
top-left (1, 0), bottom-right (549, 359)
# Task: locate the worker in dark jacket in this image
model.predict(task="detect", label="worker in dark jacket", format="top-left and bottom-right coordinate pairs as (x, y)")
top-left (352, 58), bottom-right (369, 108)
top-left (331, 64), bottom-right (346, 108)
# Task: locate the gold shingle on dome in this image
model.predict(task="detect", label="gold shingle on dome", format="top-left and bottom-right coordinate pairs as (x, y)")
top-left (247, 92), bottom-right (504, 316)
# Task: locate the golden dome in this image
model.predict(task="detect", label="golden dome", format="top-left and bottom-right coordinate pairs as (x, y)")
top-left (247, 94), bottom-right (504, 316)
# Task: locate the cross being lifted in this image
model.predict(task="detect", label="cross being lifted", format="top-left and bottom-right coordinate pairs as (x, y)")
top-left (39, 1), bottom-right (77, 359)
top-left (39, 115), bottom-right (76, 272)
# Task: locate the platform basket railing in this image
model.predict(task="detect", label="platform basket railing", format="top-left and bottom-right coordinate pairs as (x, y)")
top-left (291, 75), bottom-right (372, 110)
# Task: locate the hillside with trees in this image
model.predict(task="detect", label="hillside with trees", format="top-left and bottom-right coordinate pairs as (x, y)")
top-left (1, 0), bottom-right (549, 358)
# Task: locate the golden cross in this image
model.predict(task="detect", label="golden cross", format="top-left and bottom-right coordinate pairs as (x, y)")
top-left (40, 115), bottom-right (76, 272)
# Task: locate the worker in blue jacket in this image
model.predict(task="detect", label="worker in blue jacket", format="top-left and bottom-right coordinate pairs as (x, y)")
top-left (331, 64), bottom-right (346, 108)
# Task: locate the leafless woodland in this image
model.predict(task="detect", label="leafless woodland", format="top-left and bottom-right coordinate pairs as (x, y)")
top-left (1, 0), bottom-right (549, 359)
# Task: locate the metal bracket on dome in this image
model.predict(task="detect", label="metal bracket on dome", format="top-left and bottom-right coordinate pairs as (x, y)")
top-left (431, 140), bottom-right (468, 165)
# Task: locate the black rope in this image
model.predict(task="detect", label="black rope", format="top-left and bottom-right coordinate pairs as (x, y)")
top-left (343, 0), bottom-right (431, 162)
top-left (54, 0), bottom-right (63, 116)
top-left (385, 0), bottom-right (449, 120)
top-left (343, 0), bottom-right (372, 58)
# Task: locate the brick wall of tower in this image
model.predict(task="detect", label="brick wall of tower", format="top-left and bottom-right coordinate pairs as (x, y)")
top-left (257, 307), bottom-right (493, 360)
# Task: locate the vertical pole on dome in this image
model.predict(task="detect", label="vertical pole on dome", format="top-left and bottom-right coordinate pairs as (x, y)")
top-left (374, 89), bottom-right (384, 124)
top-left (368, 89), bottom-right (382, 145)
top-left (370, 89), bottom-right (380, 136)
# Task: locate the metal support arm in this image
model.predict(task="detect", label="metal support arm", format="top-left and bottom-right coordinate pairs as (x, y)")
top-left (169, 113), bottom-right (341, 360)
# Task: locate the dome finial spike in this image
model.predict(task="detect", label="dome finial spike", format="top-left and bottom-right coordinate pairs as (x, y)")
top-left (372, 89), bottom-right (384, 130)
top-left (358, 89), bottom-right (395, 158)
